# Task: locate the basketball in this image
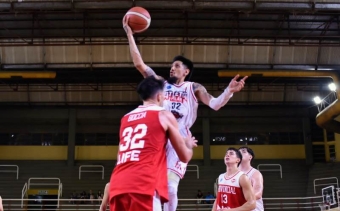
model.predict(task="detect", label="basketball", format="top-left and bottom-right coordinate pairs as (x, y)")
top-left (124, 7), bottom-right (151, 33)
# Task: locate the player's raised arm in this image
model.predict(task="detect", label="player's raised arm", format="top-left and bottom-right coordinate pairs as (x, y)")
top-left (159, 110), bottom-right (197, 163)
top-left (193, 74), bottom-right (248, 111)
top-left (226, 175), bottom-right (256, 211)
top-left (123, 16), bottom-right (157, 78)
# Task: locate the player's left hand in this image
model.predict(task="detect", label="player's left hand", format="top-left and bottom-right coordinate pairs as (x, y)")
top-left (227, 74), bottom-right (248, 93)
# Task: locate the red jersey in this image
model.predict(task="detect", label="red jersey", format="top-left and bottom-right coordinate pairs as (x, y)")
top-left (215, 171), bottom-right (247, 209)
top-left (109, 105), bottom-right (168, 203)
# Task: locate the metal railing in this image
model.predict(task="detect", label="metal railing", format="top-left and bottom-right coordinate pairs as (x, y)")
top-left (21, 183), bottom-right (27, 208)
top-left (79, 165), bottom-right (104, 180)
top-left (1, 196), bottom-right (327, 211)
top-left (337, 188), bottom-right (340, 209)
top-left (314, 177), bottom-right (339, 194)
top-left (23, 178), bottom-right (63, 208)
top-left (257, 164), bottom-right (282, 179)
top-left (0, 165), bottom-right (19, 180)
top-left (186, 165), bottom-right (199, 179)
top-left (28, 178), bottom-right (61, 189)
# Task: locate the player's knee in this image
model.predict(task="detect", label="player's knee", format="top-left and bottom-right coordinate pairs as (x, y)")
top-left (168, 183), bottom-right (178, 195)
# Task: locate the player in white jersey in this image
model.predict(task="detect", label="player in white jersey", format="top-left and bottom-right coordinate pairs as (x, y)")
top-left (123, 17), bottom-right (248, 211)
top-left (239, 147), bottom-right (264, 211)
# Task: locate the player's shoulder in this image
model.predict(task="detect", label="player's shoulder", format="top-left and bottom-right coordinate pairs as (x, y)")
top-left (252, 168), bottom-right (263, 178)
top-left (217, 173), bottom-right (226, 182)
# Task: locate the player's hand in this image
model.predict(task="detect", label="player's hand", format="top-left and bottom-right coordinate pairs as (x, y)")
top-left (184, 135), bottom-right (198, 149)
top-left (227, 74), bottom-right (248, 93)
top-left (122, 15), bottom-right (134, 35)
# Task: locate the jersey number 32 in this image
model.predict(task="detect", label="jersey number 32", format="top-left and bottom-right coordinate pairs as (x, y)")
top-left (120, 124), bottom-right (147, 151)
top-left (117, 124), bottom-right (147, 165)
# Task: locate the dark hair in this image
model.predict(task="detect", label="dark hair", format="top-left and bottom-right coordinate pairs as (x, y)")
top-left (227, 147), bottom-right (242, 167)
top-left (173, 55), bottom-right (194, 81)
top-left (137, 76), bottom-right (164, 101)
top-left (239, 146), bottom-right (255, 162)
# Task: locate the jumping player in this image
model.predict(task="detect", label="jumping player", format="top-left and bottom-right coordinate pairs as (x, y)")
top-left (109, 76), bottom-right (197, 211)
top-left (212, 148), bottom-right (255, 211)
top-left (99, 183), bottom-right (109, 211)
top-left (239, 147), bottom-right (264, 211)
top-left (123, 16), bottom-right (248, 211)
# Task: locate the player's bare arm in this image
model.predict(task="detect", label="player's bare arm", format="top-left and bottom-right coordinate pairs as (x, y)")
top-left (252, 171), bottom-right (264, 200)
top-left (159, 110), bottom-right (197, 163)
top-left (224, 175), bottom-right (256, 211)
top-left (0, 196), bottom-right (3, 211)
top-left (123, 16), bottom-right (161, 78)
top-left (193, 74), bottom-right (248, 111)
top-left (211, 200), bottom-right (217, 211)
top-left (99, 183), bottom-right (110, 211)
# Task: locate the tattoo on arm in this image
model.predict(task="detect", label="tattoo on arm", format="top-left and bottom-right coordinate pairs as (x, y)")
top-left (193, 82), bottom-right (207, 92)
top-left (145, 66), bottom-right (156, 77)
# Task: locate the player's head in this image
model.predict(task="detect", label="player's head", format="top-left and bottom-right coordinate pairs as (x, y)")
top-left (137, 76), bottom-right (165, 106)
top-left (225, 147), bottom-right (242, 167)
top-left (168, 55), bottom-right (194, 84)
top-left (238, 146), bottom-right (255, 165)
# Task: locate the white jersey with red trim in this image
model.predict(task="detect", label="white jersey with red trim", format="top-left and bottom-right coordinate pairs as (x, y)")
top-left (216, 171), bottom-right (247, 209)
top-left (245, 168), bottom-right (264, 211)
top-left (163, 81), bottom-right (198, 178)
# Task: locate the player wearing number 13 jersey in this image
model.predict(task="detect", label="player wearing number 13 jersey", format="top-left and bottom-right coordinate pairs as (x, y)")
top-left (109, 76), bottom-right (197, 211)
top-left (212, 148), bottom-right (255, 211)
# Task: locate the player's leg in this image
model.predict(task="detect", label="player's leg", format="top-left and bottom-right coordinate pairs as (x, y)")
top-left (163, 171), bottom-right (180, 211)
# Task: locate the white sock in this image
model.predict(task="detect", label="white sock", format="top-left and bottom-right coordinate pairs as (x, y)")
top-left (163, 171), bottom-right (180, 211)
top-left (163, 181), bottom-right (178, 211)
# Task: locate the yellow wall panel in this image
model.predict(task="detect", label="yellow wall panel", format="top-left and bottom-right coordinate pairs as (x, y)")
top-left (210, 145), bottom-right (305, 159)
top-left (0, 146), bottom-right (67, 160)
top-left (75, 146), bottom-right (203, 160)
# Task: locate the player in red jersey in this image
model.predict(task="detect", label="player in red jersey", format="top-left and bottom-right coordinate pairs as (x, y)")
top-left (212, 148), bottom-right (255, 211)
top-left (109, 76), bottom-right (198, 211)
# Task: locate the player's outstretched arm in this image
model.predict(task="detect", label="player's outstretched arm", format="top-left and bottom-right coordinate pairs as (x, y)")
top-left (252, 171), bottom-right (264, 200)
top-left (193, 74), bottom-right (247, 111)
top-left (159, 110), bottom-right (197, 163)
top-left (99, 183), bottom-right (110, 211)
top-left (225, 175), bottom-right (256, 211)
top-left (123, 16), bottom-right (158, 78)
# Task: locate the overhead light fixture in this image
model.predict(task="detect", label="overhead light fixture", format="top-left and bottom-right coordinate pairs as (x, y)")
top-left (313, 96), bottom-right (322, 104)
top-left (328, 83), bottom-right (337, 92)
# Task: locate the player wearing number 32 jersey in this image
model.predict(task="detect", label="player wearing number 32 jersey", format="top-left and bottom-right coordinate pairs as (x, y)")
top-left (109, 76), bottom-right (197, 211)
top-left (123, 16), bottom-right (248, 211)
top-left (212, 148), bottom-right (255, 211)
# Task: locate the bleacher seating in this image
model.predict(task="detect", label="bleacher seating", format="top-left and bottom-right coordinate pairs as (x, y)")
top-left (0, 159), bottom-right (338, 201)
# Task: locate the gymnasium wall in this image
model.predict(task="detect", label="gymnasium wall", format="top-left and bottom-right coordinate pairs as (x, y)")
top-left (0, 106), bottom-right (313, 160)
top-left (0, 145), bottom-right (305, 160)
